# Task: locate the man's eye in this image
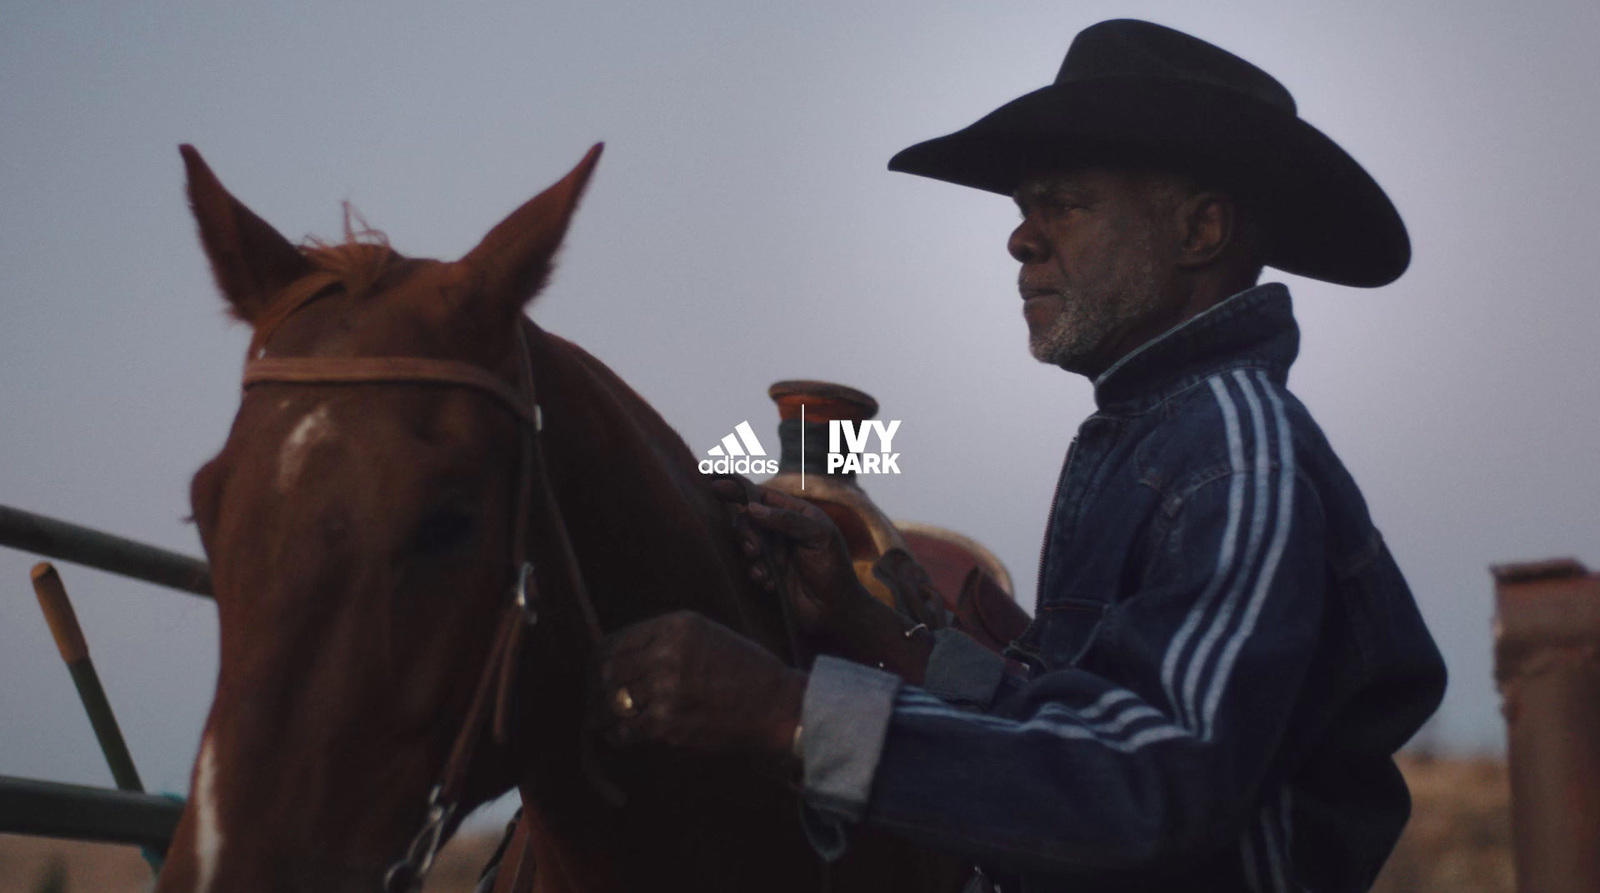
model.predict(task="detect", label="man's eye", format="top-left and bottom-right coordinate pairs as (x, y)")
top-left (413, 508), bottom-right (475, 554)
top-left (1019, 202), bottom-right (1075, 219)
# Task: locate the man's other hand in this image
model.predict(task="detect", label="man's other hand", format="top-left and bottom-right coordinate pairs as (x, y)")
top-left (710, 479), bottom-right (869, 642)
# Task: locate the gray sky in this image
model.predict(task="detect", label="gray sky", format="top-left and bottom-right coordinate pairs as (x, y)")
top-left (3, 0), bottom-right (1596, 824)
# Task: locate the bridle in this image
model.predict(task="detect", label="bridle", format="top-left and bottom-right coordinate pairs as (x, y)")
top-left (237, 273), bottom-right (604, 892)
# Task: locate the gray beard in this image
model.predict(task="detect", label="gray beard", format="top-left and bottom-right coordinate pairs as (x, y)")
top-left (1028, 250), bottom-right (1164, 373)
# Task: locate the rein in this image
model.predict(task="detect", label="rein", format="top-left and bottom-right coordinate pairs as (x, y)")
top-left (238, 275), bottom-right (604, 892)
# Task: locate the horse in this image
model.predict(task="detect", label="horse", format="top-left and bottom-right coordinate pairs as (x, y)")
top-left (157, 144), bottom-right (960, 893)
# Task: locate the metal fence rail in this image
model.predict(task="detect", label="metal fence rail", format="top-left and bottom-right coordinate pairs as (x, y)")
top-left (0, 503), bottom-right (211, 597)
top-left (0, 775), bottom-right (183, 853)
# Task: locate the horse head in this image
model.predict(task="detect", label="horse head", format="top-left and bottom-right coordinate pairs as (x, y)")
top-left (160, 144), bottom-right (636, 892)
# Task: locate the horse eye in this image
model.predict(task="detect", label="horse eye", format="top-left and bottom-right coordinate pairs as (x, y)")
top-left (413, 508), bottom-right (475, 554)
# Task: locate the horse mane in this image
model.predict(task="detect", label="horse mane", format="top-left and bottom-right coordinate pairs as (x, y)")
top-left (298, 204), bottom-right (403, 302)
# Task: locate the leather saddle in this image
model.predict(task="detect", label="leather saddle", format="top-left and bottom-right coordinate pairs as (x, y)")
top-left (760, 380), bottom-right (1031, 654)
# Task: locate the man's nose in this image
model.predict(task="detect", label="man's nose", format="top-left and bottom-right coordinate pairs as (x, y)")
top-left (1008, 216), bottom-right (1048, 264)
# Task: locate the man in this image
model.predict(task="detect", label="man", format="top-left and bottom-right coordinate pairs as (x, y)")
top-left (595, 19), bottom-right (1446, 892)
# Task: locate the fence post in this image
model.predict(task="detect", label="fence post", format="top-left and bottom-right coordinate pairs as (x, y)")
top-left (1494, 558), bottom-right (1600, 893)
top-left (31, 563), bottom-right (146, 793)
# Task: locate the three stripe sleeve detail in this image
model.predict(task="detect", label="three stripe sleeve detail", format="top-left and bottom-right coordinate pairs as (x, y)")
top-left (1241, 787), bottom-right (1299, 892)
top-left (1162, 369), bottom-right (1297, 742)
top-left (893, 370), bottom-right (1297, 754)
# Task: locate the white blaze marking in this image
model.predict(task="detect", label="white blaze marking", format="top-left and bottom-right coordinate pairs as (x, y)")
top-left (194, 736), bottom-right (224, 893)
top-left (276, 404), bottom-right (335, 492)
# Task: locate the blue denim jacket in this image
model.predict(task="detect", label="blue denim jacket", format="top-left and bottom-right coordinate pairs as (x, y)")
top-left (798, 283), bottom-right (1447, 892)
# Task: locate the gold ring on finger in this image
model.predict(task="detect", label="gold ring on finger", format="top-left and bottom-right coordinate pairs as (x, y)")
top-left (613, 686), bottom-right (638, 718)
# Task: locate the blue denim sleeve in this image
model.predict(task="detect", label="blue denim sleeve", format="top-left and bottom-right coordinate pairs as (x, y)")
top-left (922, 628), bottom-right (1008, 709)
top-left (836, 470), bottom-right (1328, 875)
top-left (796, 632), bottom-right (1007, 859)
top-left (799, 657), bottom-right (902, 818)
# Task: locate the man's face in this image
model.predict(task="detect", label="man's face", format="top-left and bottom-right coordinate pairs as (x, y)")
top-left (1010, 167), bottom-right (1186, 376)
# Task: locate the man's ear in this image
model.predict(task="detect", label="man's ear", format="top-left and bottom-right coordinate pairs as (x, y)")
top-left (1174, 190), bottom-right (1237, 270)
top-left (181, 144), bottom-right (311, 322)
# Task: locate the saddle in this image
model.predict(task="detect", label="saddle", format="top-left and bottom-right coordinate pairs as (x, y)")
top-left (759, 380), bottom-right (1031, 654)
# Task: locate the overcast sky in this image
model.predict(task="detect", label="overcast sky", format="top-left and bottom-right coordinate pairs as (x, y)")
top-left (2, 0), bottom-right (1596, 826)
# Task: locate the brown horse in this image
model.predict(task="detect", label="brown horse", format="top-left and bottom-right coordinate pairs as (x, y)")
top-left (158, 145), bottom-right (953, 893)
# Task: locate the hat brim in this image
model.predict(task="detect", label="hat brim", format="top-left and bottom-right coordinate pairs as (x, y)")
top-left (888, 78), bottom-right (1409, 288)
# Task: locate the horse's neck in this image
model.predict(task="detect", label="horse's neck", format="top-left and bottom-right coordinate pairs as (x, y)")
top-left (505, 324), bottom-right (832, 893)
top-left (524, 322), bottom-right (784, 651)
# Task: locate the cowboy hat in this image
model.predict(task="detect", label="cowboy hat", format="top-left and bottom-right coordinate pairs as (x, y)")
top-left (888, 19), bottom-right (1409, 287)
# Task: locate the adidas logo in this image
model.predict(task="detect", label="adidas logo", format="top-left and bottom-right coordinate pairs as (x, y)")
top-left (698, 421), bottom-right (780, 475)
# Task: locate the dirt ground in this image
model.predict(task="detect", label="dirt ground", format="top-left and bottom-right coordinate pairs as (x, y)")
top-left (1370, 754), bottom-right (1514, 893)
top-left (0, 827), bottom-right (501, 893)
top-left (0, 754), bottom-right (1512, 892)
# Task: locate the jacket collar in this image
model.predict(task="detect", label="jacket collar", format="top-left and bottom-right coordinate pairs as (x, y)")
top-left (1092, 282), bottom-right (1299, 414)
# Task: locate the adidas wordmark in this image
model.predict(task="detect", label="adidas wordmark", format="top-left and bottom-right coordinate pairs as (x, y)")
top-left (698, 421), bottom-right (780, 475)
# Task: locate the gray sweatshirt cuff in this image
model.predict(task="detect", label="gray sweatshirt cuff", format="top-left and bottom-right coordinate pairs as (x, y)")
top-left (799, 656), bottom-right (903, 823)
top-left (922, 628), bottom-right (1008, 709)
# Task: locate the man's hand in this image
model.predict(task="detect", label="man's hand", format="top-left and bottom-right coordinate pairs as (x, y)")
top-left (593, 611), bottom-right (806, 761)
top-left (710, 479), bottom-right (868, 641)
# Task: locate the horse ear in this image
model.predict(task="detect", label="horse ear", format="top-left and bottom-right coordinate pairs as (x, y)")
top-left (459, 143), bottom-right (603, 313)
top-left (180, 144), bottom-right (311, 322)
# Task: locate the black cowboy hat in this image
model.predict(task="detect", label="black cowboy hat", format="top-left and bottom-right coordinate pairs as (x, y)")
top-left (888, 19), bottom-right (1409, 287)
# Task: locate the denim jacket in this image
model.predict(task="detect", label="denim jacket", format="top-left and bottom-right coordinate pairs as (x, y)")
top-left (798, 283), bottom-right (1447, 892)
